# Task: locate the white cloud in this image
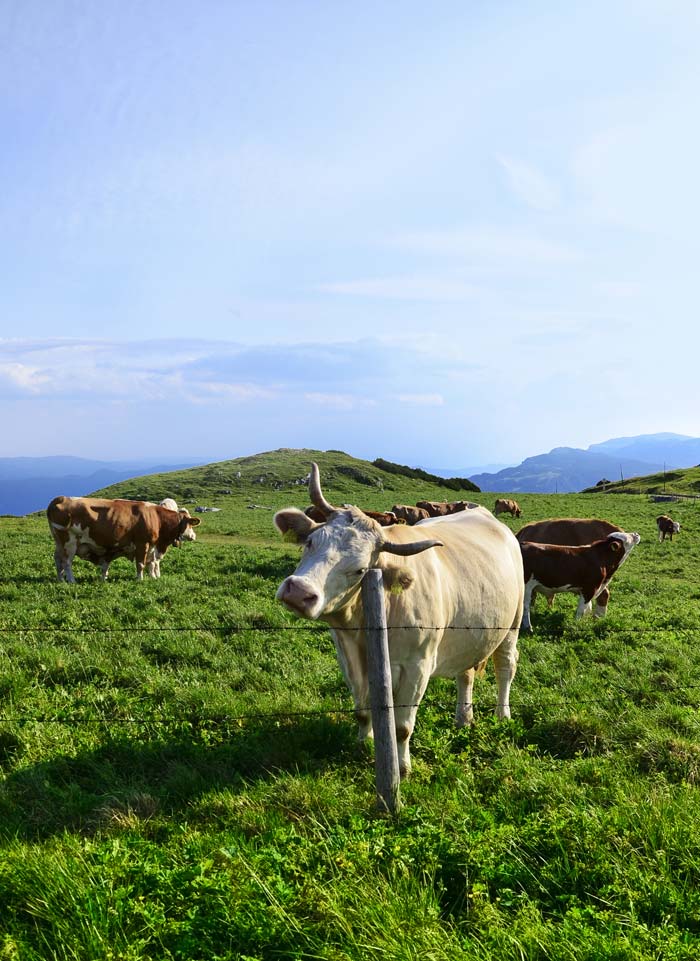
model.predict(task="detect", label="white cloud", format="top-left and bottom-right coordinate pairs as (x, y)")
top-left (0, 363), bottom-right (49, 393)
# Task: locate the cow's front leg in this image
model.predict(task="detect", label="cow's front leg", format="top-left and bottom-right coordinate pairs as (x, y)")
top-left (575, 594), bottom-right (594, 619)
top-left (492, 629), bottom-right (519, 720)
top-left (333, 634), bottom-right (372, 741)
top-left (53, 547), bottom-right (67, 582)
top-left (392, 661), bottom-right (431, 778)
top-left (455, 668), bottom-right (475, 727)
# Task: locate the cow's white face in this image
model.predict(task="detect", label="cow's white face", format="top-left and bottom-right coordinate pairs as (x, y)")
top-left (276, 510), bottom-right (381, 619)
top-left (178, 514), bottom-right (198, 542)
top-left (608, 531), bottom-right (640, 567)
top-left (275, 506), bottom-right (442, 620)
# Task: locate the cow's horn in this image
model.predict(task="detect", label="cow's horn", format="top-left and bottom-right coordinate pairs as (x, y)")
top-left (379, 538), bottom-right (443, 556)
top-left (309, 462), bottom-right (336, 516)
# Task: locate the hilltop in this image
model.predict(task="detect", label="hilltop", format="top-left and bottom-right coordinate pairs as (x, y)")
top-left (582, 462), bottom-right (700, 496)
top-left (90, 448), bottom-right (479, 517)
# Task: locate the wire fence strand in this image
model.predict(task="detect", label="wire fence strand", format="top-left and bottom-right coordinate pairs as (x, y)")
top-left (2, 623), bottom-right (700, 725)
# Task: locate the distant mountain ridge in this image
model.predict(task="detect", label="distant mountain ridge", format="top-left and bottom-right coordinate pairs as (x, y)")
top-left (0, 457), bottom-right (203, 516)
top-left (470, 433), bottom-right (700, 493)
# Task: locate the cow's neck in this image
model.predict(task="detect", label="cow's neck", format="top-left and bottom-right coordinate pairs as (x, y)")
top-left (323, 591), bottom-right (365, 632)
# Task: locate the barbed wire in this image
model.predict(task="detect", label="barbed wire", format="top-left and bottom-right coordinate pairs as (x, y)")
top-left (1, 678), bottom-right (699, 727)
top-left (1, 624), bottom-right (700, 634)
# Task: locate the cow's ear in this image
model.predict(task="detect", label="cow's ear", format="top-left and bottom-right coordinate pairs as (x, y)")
top-left (188, 517), bottom-right (202, 527)
top-left (274, 508), bottom-right (318, 544)
top-left (609, 538), bottom-right (622, 552)
top-left (382, 565), bottom-right (415, 594)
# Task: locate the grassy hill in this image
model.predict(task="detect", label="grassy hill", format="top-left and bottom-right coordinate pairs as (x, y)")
top-left (88, 448), bottom-right (479, 541)
top-left (582, 462), bottom-right (700, 496)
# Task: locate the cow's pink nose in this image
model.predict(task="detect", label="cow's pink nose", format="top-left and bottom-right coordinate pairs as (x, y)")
top-left (278, 578), bottom-right (319, 616)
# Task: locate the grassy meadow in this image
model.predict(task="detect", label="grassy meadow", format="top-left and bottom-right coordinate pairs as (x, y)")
top-left (2, 449), bottom-right (700, 959)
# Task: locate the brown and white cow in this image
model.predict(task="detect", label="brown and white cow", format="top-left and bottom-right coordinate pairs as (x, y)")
top-left (47, 496), bottom-right (201, 582)
top-left (391, 504), bottom-right (431, 525)
top-left (275, 464), bottom-right (524, 777)
top-left (519, 531), bottom-right (640, 631)
top-left (656, 515), bottom-right (681, 542)
top-left (494, 498), bottom-right (522, 518)
top-left (516, 518), bottom-right (622, 617)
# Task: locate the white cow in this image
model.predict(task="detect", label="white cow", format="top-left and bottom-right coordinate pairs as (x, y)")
top-left (274, 463), bottom-right (524, 777)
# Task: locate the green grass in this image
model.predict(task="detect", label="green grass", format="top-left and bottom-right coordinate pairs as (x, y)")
top-left (2, 451), bottom-right (700, 958)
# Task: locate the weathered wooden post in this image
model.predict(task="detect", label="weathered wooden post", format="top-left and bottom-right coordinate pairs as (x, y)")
top-left (362, 568), bottom-right (401, 815)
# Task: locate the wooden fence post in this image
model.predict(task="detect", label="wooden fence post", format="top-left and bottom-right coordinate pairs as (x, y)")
top-left (362, 568), bottom-right (401, 815)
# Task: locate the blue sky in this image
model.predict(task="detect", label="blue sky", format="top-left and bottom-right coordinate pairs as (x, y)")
top-left (2, 0), bottom-right (699, 469)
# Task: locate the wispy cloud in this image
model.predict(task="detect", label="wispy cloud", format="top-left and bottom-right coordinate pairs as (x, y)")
top-left (0, 337), bottom-right (468, 407)
top-left (303, 392), bottom-right (377, 411)
top-left (496, 154), bottom-right (560, 211)
top-left (318, 275), bottom-right (480, 302)
top-left (390, 226), bottom-right (581, 265)
top-left (395, 393), bottom-right (444, 406)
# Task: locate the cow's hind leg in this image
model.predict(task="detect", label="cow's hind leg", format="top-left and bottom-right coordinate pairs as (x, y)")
top-left (492, 629), bottom-right (519, 720)
top-left (134, 543), bottom-right (151, 580)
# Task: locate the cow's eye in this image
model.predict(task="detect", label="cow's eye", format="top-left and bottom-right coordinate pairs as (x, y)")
top-left (355, 567), bottom-right (366, 576)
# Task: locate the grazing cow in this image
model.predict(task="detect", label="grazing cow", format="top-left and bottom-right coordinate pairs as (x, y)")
top-left (391, 504), bottom-right (431, 525)
top-left (445, 500), bottom-right (480, 514)
top-left (47, 496), bottom-right (201, 582)
top-left (275, 464), bottom-right (524, 777)
top-left (416, 500), bottom-right (479, 517)
top-left (656, 515), bottom-right (681, 542)
top-left (519, 531), bottom-right (640, 631)
top-left (361, 510), bottom-right (405, 527)
top-left (494, 498), bottom-right (522, 519)
top-left (415, 500), bottom-right (452, 517)
top-left (516, 518), bottom-right (622, 617)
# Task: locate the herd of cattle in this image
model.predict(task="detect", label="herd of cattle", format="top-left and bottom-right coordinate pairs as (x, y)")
top-left (45, 471), bottom-right (683, 777)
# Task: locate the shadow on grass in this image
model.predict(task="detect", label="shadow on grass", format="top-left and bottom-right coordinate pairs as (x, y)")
top-left (0, 715), bottom-right (360, 840)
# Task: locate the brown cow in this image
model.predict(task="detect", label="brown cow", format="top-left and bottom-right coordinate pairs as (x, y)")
top-left (392, 504), bottom-right (431, 525)
top-left (656, 515), bottom-right (681, 542)
top-left (47, 496), bottom-right (201, 582)
top-left (494, 498), bottom-right (522, 518)
top-left (416, 500), bottom-right (451, 517)
top-left (520, 531), bottom-right (640, 631)
top-left (305, 505), bottom-right (404, 527)
top-left (516, 518), bottom-right (622, 617)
